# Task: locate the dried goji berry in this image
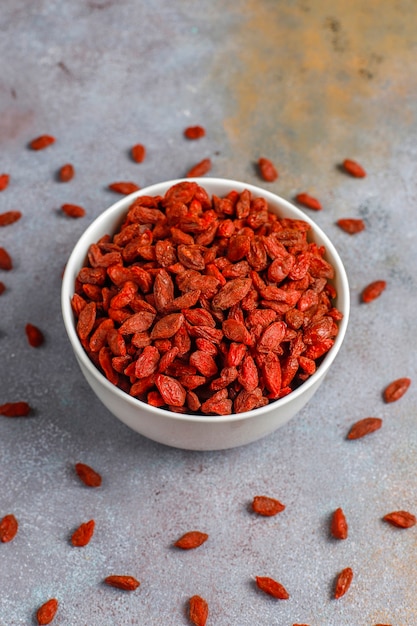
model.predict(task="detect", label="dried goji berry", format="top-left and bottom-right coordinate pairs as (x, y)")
top-left (361, 279), bottom-right (387, 303)
top-left (0, 173), bottom-right (10, 191)
top-left (25, 323), bottom-right (45, 347)
top-left (0, 401), bottom-right (31, 417)
top-left (0, 247), bottom-right (12, 270)
top-left (186, 158), bottom-right (212, 178)
top-left (331, 507), bottom-right (348, 539)
top-left (383, 377), bottom-right (411, 403)
top-left (75, 462), bottom-right (102, 487)
top-left (347, 417), bottom-right (382, 439)
top-left (174, 530), bottom-right (208, 549)
top-left (383, 510), bottom-right (416, 528)
top-left (58, 163), bottom-right (75, 182)
top-left (71, 519), bottom-right (95, 546)
top-left (334, 567), bottom-right (353, 599)
top-left (255, 576), bottom-right (289, 599)
top-left (184, 125), bottom-right (206, 140)
top-left (0, 211), bottom-right (21, 227)
top-left (104, 575), bottom-right (140, 590)
top-left (131, 143), bottom-right (146, 163)
top-left (295, 192), bottom-right (322, 211)
top-left (337, 218), bottom-right (365, 234)
top-left (252, 495), bottom-right (285, 517)
top-left (62, 203), bottom-right (85, 218)
top-left (189, 595), bottom-right (208, 626)
top-left (108, 181), bottom-right (140, 194)
top-left (0, 281), bottom-right (5, 295)
top-left (258, 157), bottom-right (278, 182)
top-left (342, 158), bottom-right (366, 178)
top-left (0, 514), bottom-right (18, 542)
top-left (29, 135), bottom-right (55, 150)
top-left (36, 598), bottom-right (58, 625)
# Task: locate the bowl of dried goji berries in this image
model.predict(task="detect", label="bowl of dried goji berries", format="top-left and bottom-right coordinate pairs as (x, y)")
top-left (61, 178), bottom-right (349, 450)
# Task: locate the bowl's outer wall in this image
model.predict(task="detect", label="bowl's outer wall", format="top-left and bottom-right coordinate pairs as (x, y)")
top-left (62, 178), bottom-right (350, 450)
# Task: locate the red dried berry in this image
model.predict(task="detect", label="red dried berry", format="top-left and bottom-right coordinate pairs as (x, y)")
top-left (295, 193), bottom-right (322, 211)
top-left (258, 157), bottom-right (278, 182)
top-left (383, 377), bottom-right (411, 403)
top-left (61, 203), bottom-right (86, 218)
top-left (184, 126), bottom-right (206, 140)
top-left (0, 514), bottom-right (18, 542)
top-left (255, 576), bottom-right (289, 599)
top-left (104, 575), bottom-right (140, 590)
top-left (337, 218), bottom-right (366, 234)
top-left (29, 135), bottom-right (55, 150)
top-left (36, 598), bottom-right (58, 625)
top-left (0, 211), bottom-right (21, 227)
top-left (0, 247), bottom-right (13, 270)
top-left (108, 181), bottom-right (140, 194)
top-left (189, 595), bottom-right (208, 626)
top-left (334, 567), bottom-right (353, 599)
top-left (58, 163), bottom-right (75, 182)
top-left (75, 462), bottom-right (102, 487)
top-left (0, 401), bottom-right (31, 417)
top-left (252, 495), bottom-right (285, 517)
top-left (174, 530), bottom-right (208, 549)
top-left (0, 173), bottom-right (10, 191)
top-left (71, 519), bottom-right (95, 546)
top-left (347, 417), bottom-right (382, 440)
top-left (0, 282), bottom-right (5, 295)
top-left (186, 158), bottom-right (212, 178)
top-left (361, 280), bottom-right (386, 303)
top-left (342, 158), bottom-right (366, 178)
top-left (383, 510), bottom-right (416, 528)
top-left (131, 144), bottom-right (146, 163)
top-left (25, 323), bottom-right (45, 348)
top-left (331, 507), bottom-right (348, 539)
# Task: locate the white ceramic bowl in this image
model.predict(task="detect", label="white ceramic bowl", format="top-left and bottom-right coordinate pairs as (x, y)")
top-left (61, 178), bottom-right (349, 450)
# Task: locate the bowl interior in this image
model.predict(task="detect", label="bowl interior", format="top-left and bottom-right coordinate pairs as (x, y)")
top-left (61, 177), bottom-right (350, 424)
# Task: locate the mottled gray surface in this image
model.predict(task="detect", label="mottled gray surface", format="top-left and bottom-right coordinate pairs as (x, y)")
top-left (1, 1), bottom-right (417, 624)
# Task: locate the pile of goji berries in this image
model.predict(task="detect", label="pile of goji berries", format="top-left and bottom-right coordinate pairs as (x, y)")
top-left (71, 181), bottom-right (343, 415)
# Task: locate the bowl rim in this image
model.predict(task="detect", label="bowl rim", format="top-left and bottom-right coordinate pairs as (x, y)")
top-left (61, 177), bottom-right (350, 424)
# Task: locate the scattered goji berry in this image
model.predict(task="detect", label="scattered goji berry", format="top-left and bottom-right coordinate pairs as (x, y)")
top-left (0, 211), bottom-right (21, 226)
top-left (36, 598), bottom-right (58, 625)
top-left (0, 173), bottom-right (9, 191)
top-left (131, 144), bottom-right (146, 163)
top-left (342, 158), bottom-right (366, 178)
top-left (75, 462), bottom-right (102, 487)
top-left (189, 595), bottom-right (208, 626)
top-left (331, 507), bottom-right (348, 539)
top-left (29, 135), bottom-right (55, 150)
top-left (108, 181), bottom-right (140, 194)
top-left (71, 519), bottom-right (95, 546)
top-left (361, 280), bottom-right (386, 303)
top-left (252, 495), bottom-right (285, 516)
top-left (0, 514), bottom-right (18, 542)
top-left (295, 193), bottom-right (322, 211)
top-left (186, 158), bottom-right (212, 178)
top-left (0, 401), bottom-right (31, 417)
top-left (0, 281), bottom-right (5, 295)
top-left (174, 530), bottom-right (208, 549)
top-left (347, 417), bottom-right (382, 440)
top-left (383, 510), bottom-right (416, 528)
top-left (61, 203), bottom-right (86, 218)
top-left (337, 218), bottom-right (365, 234)
top-left (25, 323), bottom-right (45, 347)
top-left (0, 247), bottom-right (12, 270)
top-left (104, 575), bottom-right (140, 590)
top-left (383, 377), bottom-right (411, 403)
top-left (258, 157), bottom-right (278, 182)
top-left (58, 163), bottom-right (75, 182)
top-left (255, 576), bottom-right (289, 599)
top-left (184, 126), bottom-right (206, 140)
top-left (334, 567), bottom-right (353, 599)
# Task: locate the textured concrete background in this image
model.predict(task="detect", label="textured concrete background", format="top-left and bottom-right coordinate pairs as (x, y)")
top-left (1, 1), bottom-right (417, 624)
